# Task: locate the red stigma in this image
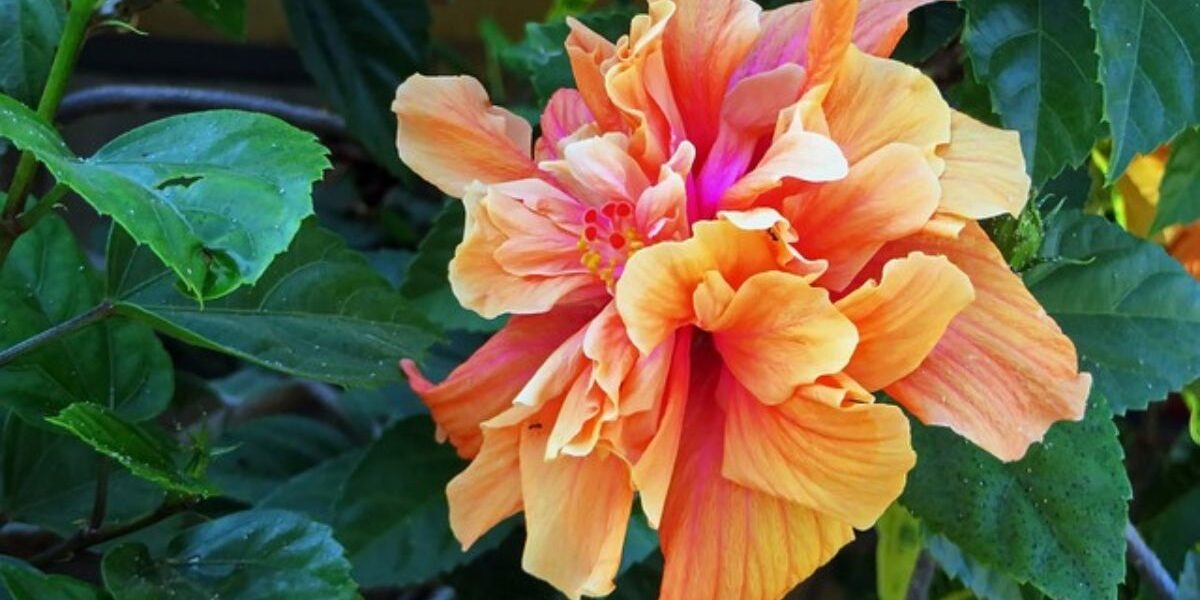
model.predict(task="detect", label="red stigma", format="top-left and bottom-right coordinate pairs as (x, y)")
top-left (584, 208), bottom-right (598, 224)
top-left (602, 203), bottom-right (617, 218)
top-left (585, 226), bottom-right (599, 241)
top-left (609, 232), bottom-right (626, 249)
top-left (616, 202), bottom-right (632, 218)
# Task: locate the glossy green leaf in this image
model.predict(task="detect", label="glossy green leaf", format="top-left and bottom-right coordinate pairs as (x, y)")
top-left (258, 451), bottom-right (365, 524)
top-left (891, 3), bottom-right (964, 65)
top-left (962, 0), bottom-right (1102, 184)
top-left (925, 534), bottom-right (1023, 600)
top-left (206, 415), bottom-right (353, 504)
top-left (102, 510), bottom-right (356, 600)
top-left (1087, 0), bottom-right (1200, 180)
top-left (282, 0), bottom-right (429, 174)
top-left (46, 403), bottom-right (217, 497)
top-left (0, 97), bottom-right (329, 299)
top-left (900, 394), bottom-right (1131, 599)
top-left (0, 0), bottom-right (64, 107)
top-left (333, 416), bottom-right (509, 587)
top-left (178, 0), bottom-right (246, 38)
top-left (1026, 210), bottom-right (1200, 413)
top-left (502, 7), bottom-right (637, 103)
top-left (107, 221), bottom-right (441, 387)
top-left (1142, 486), bottom-right (1200, 592)
top-left (401, 202), bottom-right (503, 333)
top-left (0, 416), bottom-right (163, 535)
top-left (1150, 128), bottom-right (1200, 234)
top-left (0, 216), bottom-right (172, 423)
top-left (1182, 547), bottom-right (1200, 600)
top-left (1185, 382), bottom-right (1200, 446)
top-left (0, 558), bottom-right (101, 600)
top-left (875, 503), bottom-right (924, 600)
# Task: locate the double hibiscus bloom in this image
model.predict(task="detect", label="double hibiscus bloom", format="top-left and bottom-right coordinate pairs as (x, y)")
top-left (394, 0), bottom-right (1091, 598)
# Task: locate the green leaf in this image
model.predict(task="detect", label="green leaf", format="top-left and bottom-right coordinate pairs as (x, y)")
top-left (47, 403), bottom-right (217, 498)
top-left (1087, 0), bottom-right (1200, 180)
top-left (178, 0), bottom-right (246, 38)
top-left (0, 97), bottom-right (330, 299)
top-left (0, 416), bottom-right (163, 535)
top-left (333, 416), bottom-right (509, 587)
top-left (102, 510), bottom-right (356, 600)
top-left (1150, 128), bottom-right (1200, 234)
top-left (1142, 486), bottom-right (1200, 592)
top-left (900, 394), bottom-right (1131, 599)
top-left (924, 535), bottom-right (1023, 600)
top-left (961, 0), bottom-right (1102, 184)
top-left (0, 558), bottom-right (102, 600)
top-left (1025, 210), bottom-right (1200, 413)
top-left (107, 221), bottom-right (441, 387)
top-left (502, 7), bottom-right (637, 104)
top-left (1185, 382), bottom-right (1200, 446)
top-left (891, 3), bottom-right (964, 66)
top-left (0, 216), bottom-right (172, 423)
top-left (0, 0), bottom-right (64, 107)
top-left (982, 202), bottom-right (1045, 271)
top-left (401, 202), bottom-right (503, 333)
top-left (282, 0), bottom-right (429, 174)
top-left (206, 415), bottom-right (353, 504)
top-left (1182, 547), bottom-right (1200, 600)
top-left (258, 451), bottom-right (365, 524)
top-left (875, 503), bottom-right (924, 600)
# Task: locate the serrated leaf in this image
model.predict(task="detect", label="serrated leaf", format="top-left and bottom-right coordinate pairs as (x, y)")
top-left (0, 558), bottom-right (102, 600)
top-left (0, 0), bottom-right (63, 107)
top-left (206, 415), bottom-right (353, 504)
top-left (0, 416), bottom-right (163, 535)
top-left (0, 216), bottom-right (172, 423)
top-left (1087, 0), bottom-right (1200, 180)
top-left (1025, 210), bottom-right (1200, 413)
top-left (961, 0), bottom-right (1102, 184)
top-left (875, 503), bottom-right (924, 600)
top-left (47, 403), bottom-right (217, 498)
top-left (101, 510), bottom-right (356, 600)
top-left (925, 534), bottom-right (1023, 600)
top-left (333, 416), bottom-right (510, 587)
top-left (107, 221), bottom-right (441, 387)
top-left (900, 394), bottom-right (1131, 599)
top-left (1150, 128), bottom-right (1200, 234)
top-left (282, 0), bottom-right (429, 174)
top-left (401, 202), bottom-right (503, 333)
top-left (178, 0), bottom-right (246, 38)
top-left (0, 97), bottom-right (329, 299)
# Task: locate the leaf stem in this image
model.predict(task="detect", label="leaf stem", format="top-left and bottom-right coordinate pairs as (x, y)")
top-left (29, 500), bottom-right (188, 567)
top-left (1126, 521), bottom-right (1178, 600)
top-left (16, 183), bottom-right (68, 231)
top-left (905, 550), bottom-right (936, 600)
top-left (3, 0), bottom-right (97, 220)
top-left (89, 458), bottom-right (111, 531)
top-left (0, 302), bottom-right (115, 368)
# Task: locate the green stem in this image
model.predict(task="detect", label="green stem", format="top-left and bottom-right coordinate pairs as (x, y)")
top-left (3, 0), bottom-right (96, 220)
top-left (16, 183), bottom-right (68, 231)
top-left (29, 499), bottom-right (188, 566)
top-left (0, 302), bottom-right (114, 367)
top-left (89, 458), bottom-right (111, 531)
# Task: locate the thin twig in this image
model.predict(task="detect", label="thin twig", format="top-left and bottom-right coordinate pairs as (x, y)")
top-left (905, 550), bottom-right (936, 600)
top-left (89, 458), bottom-right (111, 531)
top-left (0, 302), bottom-right (115, 367)
top-left (30, 501), bottom-right (187, 567)
top-left (1127, 521), bottom-right (1179, 600)
top-left (58, 84), bottom-right (347, 138)
top-left (16, 182), bottom-right (68, 231)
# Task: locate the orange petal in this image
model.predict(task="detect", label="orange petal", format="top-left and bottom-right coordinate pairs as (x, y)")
top-left (615, 220), bottom-right (782, 353)
top-left (400, 303), bottom-right (599, 458)
top-left (583, 303), bottom-right (639, 402)
top-left (788, 143), bottom-right (941, 291)
top-left (823, 46), bottom-right (951, 165)
top-left (659, 393), bottom-right (855, 600)
top-left (662, 0), bottom-right (762, 154)
top-left (446, 427), bottom-right (522, 548)
top-left (719, 124), bottom-right (849, 212)
top-left (880, 223), bottom-right (1091, 461)
top-left (938, 111), bottom-right (1031, 219)
top-left (703, 270), bottom-right (858, 405)
top-left (803, 0), bottom-right (857, 92)
top-left (546, 367), bottom-right (613, 459)
top-left (836, 253), bottom-right (974, 391)
top-left (552, 134), bottom-right (651, 206)
top-left (393, 75), bottom-right (535, 197)
top-left (628, 329), bottom-right (689, 527)
top-left (853, 0), bottom-right (945, 57)
top-left (449, 184), bottom-right (601, 319)
top-left (537, 89), bottom-right (596, 161)
top-left (565, 19), bottom-right (625, 132)
top-left (521, 421), bottom-right (634, 599)
top-left (723, 379), bottom-right (915, 529)
top-left (1168, 223), bottom-right (1200, 278)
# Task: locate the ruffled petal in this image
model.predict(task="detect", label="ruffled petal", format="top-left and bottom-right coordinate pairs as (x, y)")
top-left (723, 379), bottom-right (914, 529)
top-left (1169, 223), bottom-right (1200, 278)
top-left (537, 89), bottom-right (596, 161)
top-left (521, 419), bottom-right (634, 600)
top-left (393, 75), bottom-right (535, 197)
top-left (446, 427), bottom-right (522, 548)
top-left (400, 303), bottom-right (599, 458)
top-left (937, 111), bottom-right (1031, 220)
top-left (718, 124), bottom-right (849, 213)
top-left (702, 270), bottom-right (859, 405)
top-left (659, 390), bottom-right (855, 600)
top-left (836, 253), bottom-right (974, 391)
top-left (628, 330), bottom-right (689, 527)
top-left (853, 0), bottom-right (945, 56)
top-left (879, 224), bottom-right (1091, 461)
top-left (565, 19), bottom-right (625, 132)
